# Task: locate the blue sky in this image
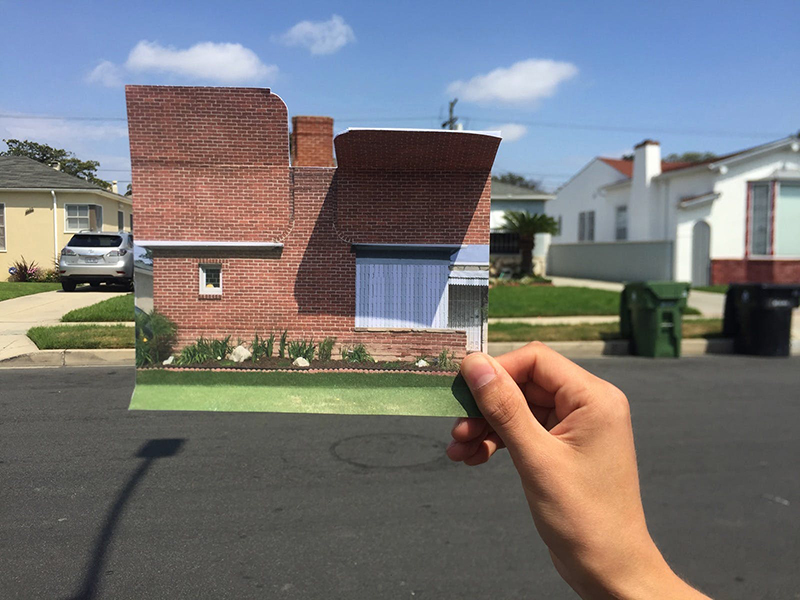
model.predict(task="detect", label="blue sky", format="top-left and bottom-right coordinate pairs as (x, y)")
top-left (1, 0), bottom-right (798, 190)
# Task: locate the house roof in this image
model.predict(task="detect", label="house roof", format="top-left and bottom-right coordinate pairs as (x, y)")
top-left (598, 157), bottom-right (696, 178)
top-left (0, 156), bottom-right (109, 190)
top-left (490, 181), bottom-right (554, 200)
top-left (334, 128), bottom-right (501, 172)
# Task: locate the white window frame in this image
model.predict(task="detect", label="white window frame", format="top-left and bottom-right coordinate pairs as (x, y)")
top-left (199, 263), bottom-right (222, 295)
top-left (749, 182), bottom-right (772, 257)
top-left (0, 202), bottom-right (6, 252)
top-left (615, 206), bottom-right (628, 241)
top-left (64, 204), bottom-right (103, 233)
top-left (578, 211), bottom-right (595, 242)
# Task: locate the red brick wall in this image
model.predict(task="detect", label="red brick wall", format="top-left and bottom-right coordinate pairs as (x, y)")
top-left (335, 171), bottom-right (490, 244)
top-left (291, 116), bottom-right (334, 167)
top-left (711, 259), bottom-right (800, 284)
top-left (126, 85), bottom-right (291, 241)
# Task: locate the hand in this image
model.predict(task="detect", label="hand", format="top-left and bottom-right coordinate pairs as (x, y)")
top-left (447, 343), bottom-right (710, 600)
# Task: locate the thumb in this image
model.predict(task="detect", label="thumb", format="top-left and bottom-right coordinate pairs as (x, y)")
top-left (460, 353), bottom-right (547, 457)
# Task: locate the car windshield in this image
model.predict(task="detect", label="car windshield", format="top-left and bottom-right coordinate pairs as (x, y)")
top-left (67, 235), bottom-right (123, 248)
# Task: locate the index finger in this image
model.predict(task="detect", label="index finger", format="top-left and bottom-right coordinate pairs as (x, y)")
top-left (494, 341), bottom-right (597, 395)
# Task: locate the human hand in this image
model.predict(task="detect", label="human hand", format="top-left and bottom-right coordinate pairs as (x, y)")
top-left (447, 343), bottom-right (710, 600)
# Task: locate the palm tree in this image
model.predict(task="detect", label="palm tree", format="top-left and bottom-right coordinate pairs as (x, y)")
top-left (501, 211), bottom-right (560, 275)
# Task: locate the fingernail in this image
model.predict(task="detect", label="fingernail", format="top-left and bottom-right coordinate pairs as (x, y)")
top-left (461, 355), bottom-right (496, 390)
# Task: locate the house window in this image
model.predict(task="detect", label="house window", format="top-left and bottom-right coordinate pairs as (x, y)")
top-left (750, 183), bottom-right (771, 256)
top-left (578, 211), bottom-right (595, 242)
top-left (65, 204), bottom-right (103, 232)
top-left (556, 215), bottom-right (562, 237)
top-left (199, 264), bottom-right (222, 295)
top-left (775, 183), bottom-right (800, 257)
top-left (129, 214), bottom-right (134, 231)
top-left (490, 232), bottom-right (520, 254)
top-left (0, 203), bottom-right (5, 251)
top-left (615, 206), bottom-right (628, 241)
top-left (355, 257), bottom-right (450, 328)
top-left (118, 210), bottom-right (124, 230)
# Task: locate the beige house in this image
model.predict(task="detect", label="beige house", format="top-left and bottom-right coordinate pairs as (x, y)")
top-left (0, 156), bottom-right (132, 279)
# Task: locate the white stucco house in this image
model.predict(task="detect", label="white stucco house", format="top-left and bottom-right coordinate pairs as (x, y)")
top-left (489, 181), bottom-right (554, 275)
top-left (546, 135), bottom-right (800, 285)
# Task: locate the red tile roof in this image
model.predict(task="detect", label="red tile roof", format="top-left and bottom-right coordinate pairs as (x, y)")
top-left (598, 157), bottom-right (696, 178)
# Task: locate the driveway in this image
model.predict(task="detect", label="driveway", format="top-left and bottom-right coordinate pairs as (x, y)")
top-left (0, 287), bottom-right (128, 361)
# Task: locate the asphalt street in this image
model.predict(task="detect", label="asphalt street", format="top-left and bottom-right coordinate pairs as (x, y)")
top-left (1, 357), bottom-right (798, 599)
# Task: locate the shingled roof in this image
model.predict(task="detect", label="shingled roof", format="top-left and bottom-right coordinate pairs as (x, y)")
top-left (0, 156), bottom-right (107, 190)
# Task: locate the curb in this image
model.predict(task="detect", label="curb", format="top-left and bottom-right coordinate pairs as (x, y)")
top-left (489, 338), bottom-right (738, 358)
top-left (0, 349), bottom-right (134, 368)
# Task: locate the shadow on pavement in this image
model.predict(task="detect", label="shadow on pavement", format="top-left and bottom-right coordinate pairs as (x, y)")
top-left (66, 438), bottom-right (185, 600)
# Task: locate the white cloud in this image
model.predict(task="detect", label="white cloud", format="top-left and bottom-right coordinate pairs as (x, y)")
top-left (0, 111), bottom-right (128, 145)
top-left (494, 123), bottom-right (527, 142)
top-left (275, 15), bottom-right (355, 55)
top-left (448, 59), bottom-right (578, 104)
top-left (86, 60), bottom-right (124, 88)
top-left (124, 40), bottom-right (277, 83)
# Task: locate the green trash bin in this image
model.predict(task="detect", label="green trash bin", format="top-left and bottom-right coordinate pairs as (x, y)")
top-left (621, 281), bottom-right (690, 357)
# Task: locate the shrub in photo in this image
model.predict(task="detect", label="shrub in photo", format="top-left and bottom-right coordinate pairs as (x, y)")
top-left (318, 337), bottom-right (336, 361)
top-left (278, 329), bottom-right (288, 359)
top-left (288, 339), bottom-right (316, 361)
top-left (341, 344), bottom-right (375, 363)
top-left (135, 310), bottom-right (178, 367)
top-left (437, 349), bottom-right (458, 371)
top-left (8, 257), bottom-right (39, 282)
top-left (251, 332), bottom-right (276, 362)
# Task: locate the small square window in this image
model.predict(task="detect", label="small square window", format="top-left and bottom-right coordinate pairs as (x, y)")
top-left (200, 264), bottom-right (222, 295)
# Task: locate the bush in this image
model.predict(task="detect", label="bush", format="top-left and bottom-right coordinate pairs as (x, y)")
top-left (437, 349), bottom-right (458, 371)
top-left (36, 268), bottom-right (60, 283)
top-left (278, 329), bottom-right (288, 359)
top-left (341, 344), bottom-right (375, 363)
top-left (251, 332), bottom-right (275, 362)
top-left (135, 311), bottom-right (177, 367)
top-left (8, 257), bottom-right (40, 282)
top-left (288, 339), bottom-right (316, 361)
top-left (318, 337), bottom-right (336, 361)
top-left (175, 335), bottom-right (233, 366)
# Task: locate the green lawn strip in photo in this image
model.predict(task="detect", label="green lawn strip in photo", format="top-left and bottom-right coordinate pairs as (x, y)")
top-left (61, 293), bottom-right (135, 322)
top-left (132, 369), bottom-right (479, 417)
top-left (488, 318), bottom-right (723, 342)
top-left (489, 285), bottom-right (700, 318)
top-left (692, 285), bottom-right (729, 294)
top-left (0, 282), bottom-right (62, 302)
top-left (27, 324), bottom-right (134, 349)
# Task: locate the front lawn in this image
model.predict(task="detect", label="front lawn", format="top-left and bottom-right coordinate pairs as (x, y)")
top-left (0, 282), bottom-right (62, 302)
top-left (27, 324), bottom-right (134, 349)
top-left (132, 369), bottom-right (478, 417)
top-left (488, 318), bottom-right (723, 342)
top-left (61, 294), bottom-right (135, 322)
top-left (489, 285), bottom-right (701, 317)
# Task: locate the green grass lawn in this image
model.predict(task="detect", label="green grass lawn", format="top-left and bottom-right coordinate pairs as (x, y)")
top-left (61, 293), bottom-right (135, 322)
top-left (0, 282), bottom-right (62, 302)
top-left (27, 324), bottom-right (134, 349)
top-left (693, 285), bottom-right (729, 294)
top-left (132, 369), bottom-right (478, 417)
top-left (488, 318), bottom-right (723, 342)
top-left (489, 285), bottom-right (701, 317)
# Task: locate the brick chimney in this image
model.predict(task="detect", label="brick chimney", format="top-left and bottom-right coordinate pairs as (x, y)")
top-left (291, 116), bottom-right (334, 167)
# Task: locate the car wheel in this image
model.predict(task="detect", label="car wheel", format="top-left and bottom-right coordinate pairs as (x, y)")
top-left (126, 279), bottom-right (135, 292)
top-left (61, 280), bottom-right (77, 292)
top-left (90, 282), bottom-right (101, 289)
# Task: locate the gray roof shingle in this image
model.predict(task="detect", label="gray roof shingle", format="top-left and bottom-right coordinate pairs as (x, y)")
top-left (0, 156), bottom-right (107, 190)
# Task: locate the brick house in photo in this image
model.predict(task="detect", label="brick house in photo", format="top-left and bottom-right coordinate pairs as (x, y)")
top-left (126, 86), bottom-right (498, 360)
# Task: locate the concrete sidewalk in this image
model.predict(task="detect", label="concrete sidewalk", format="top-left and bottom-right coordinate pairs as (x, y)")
top-left (0, 288), bottom-right (128, 362)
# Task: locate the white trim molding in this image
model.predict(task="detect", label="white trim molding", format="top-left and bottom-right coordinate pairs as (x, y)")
top-left (136, 240), bottom-right (284, 248)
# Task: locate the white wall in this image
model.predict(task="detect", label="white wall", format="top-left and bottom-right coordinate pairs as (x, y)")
top-left (549, 160), bottom-right (628, 244)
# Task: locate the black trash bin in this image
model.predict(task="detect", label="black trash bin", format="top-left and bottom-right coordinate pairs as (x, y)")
top-left (724, 284), bottom-right (800, 356)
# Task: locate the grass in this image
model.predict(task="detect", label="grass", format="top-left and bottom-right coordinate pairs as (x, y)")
top-left (0, 282), bottom-right (62, 302)
top-left (61, 293), bottom-right (135, 322)
top-left (693, 285), bottom-right (729, 294)
top-left (27, 324), bottom-right (134, 349)
top-left (132, 369), bottom-right (478, 417)
top-left (488, 318), bottom-right (723, 342)
top-left (489, 285), bottom-right (701, 317)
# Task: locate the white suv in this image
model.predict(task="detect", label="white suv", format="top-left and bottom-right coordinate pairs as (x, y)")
top-left (59, 231), bottom-right (135, 292)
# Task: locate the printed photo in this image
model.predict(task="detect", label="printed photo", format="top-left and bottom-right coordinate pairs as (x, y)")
top-left (129, 85), bottom-right (499, 417)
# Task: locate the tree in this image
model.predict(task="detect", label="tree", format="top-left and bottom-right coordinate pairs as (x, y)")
top-left (664, 151), bottom-right (717, 163)
top-left (502, 211), bottom-right (560, 275)
top-left (1, 139), bottom-right (111, 188)
top-left (492, 172), bottom-right (543, 190)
